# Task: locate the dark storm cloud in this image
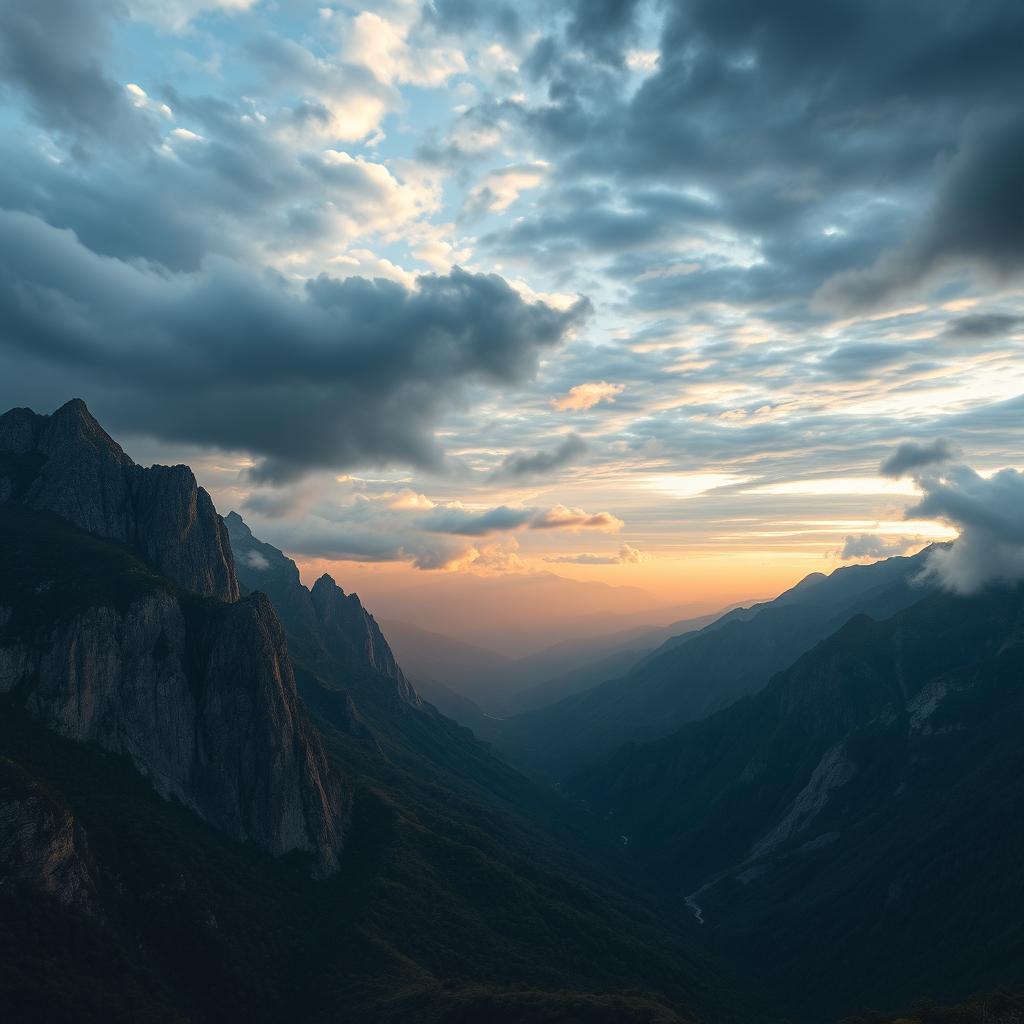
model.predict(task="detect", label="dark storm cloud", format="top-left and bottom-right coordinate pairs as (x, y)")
top-left (565, 0), bottom-right (643, 66)
top-left (419, 0), bottom-right (521, 42)
top-left (880, 439), bottom-right (956, 479)
top-left (944, 313), bottom-right (1022, 340)
top-left (0, 210), bottom-right (589, 481)
top-left (489, 433), bottom-right (588, 481)
top-left (0, 0), bottom-right (153, 153)
top-left (474, 0), bottom-right (1024, 319)
top-left (818, 118), bottom-right (1024, 312)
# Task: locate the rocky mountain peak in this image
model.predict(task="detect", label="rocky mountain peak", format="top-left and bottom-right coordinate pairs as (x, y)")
top-left (224, 509), bottom-right (252, 537)
top-left (0, 476), bottom-right (349, 877)
top-left (226, 513), bottom-right (420, 706)
top-left (312, 573), bottom-right (345, 600)
top-left (0, 400), bottom-right (238, 602)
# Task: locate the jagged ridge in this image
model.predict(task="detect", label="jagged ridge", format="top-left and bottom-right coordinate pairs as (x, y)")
top-left (0, 399), bottom-right (238, 602)
top-left (226, 510), bottom-right (420, 705)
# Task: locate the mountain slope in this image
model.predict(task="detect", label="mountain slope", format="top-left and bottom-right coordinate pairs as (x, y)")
top-left (571, 582), bottom-right (1024, 1019)
top-left (491, 550), bottom-right (936, 778)
top-left (0, 401), bottom-right (727, 1022)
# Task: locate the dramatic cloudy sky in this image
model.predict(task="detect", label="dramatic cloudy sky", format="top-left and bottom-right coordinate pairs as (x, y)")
top-left (2, 0), bottom-right (1023, 609)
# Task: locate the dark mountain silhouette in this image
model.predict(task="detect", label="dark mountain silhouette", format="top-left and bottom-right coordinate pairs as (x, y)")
top-left (0, 399), bottom-right (238, 601)
top-left (0, 405), bottom-right (346, 876)
top-left (0, 401), bottom-right (723, 1023)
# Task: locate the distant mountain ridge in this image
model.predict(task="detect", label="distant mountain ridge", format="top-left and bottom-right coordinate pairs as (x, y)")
top-left (491, 548), bottom-right (938, 777)
top-left (226, 510), bottom-right (419, 706)
top-left (570, 579), bottom-right (1024, 1017)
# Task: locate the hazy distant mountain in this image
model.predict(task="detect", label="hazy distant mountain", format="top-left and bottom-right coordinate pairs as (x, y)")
top-left (345, 568), bottom-right (719, 658)
top-left (503, 609), bottom-right (740, 717)
top-left (492, 550), bottom-right (937, 778)
top-left (383, 609), bottom-right (737, 722)
top-left (571, 580), bottom-right (1024, 1020)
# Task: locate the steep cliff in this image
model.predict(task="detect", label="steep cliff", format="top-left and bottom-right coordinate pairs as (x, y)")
top-left (225, 511), bottom-right (419, 705)
top-left (0, 500), bottom-right (348, 877)
top-left (0, 400), bottom-right (238, 602)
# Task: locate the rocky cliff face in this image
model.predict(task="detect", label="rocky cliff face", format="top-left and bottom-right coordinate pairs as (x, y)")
top-left (0, 403), bottom-right (350, 877)
top-left (309, 574), bottom-right (420, 704)
top-left (226, 511), bottom-right (419, 705)
top-left (0, 400), bottom-right (238, 602)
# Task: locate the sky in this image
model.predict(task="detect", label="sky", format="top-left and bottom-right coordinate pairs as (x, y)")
top-left (1, 0), bottom-right (1023, 620)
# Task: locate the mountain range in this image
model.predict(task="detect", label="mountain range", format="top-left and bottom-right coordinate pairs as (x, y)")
top-left (0, 400), bottom-right (724, 1023)
top-left (2, 399), bottom-right (1021, 1023)
top-left (489, 549), bottom-right (939, 778)
top-left (570, 576), bottom-right (1024, 1018)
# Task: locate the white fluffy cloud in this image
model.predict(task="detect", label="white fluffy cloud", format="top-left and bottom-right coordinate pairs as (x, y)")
top-left (907, 465), bottom-right (1024, 594)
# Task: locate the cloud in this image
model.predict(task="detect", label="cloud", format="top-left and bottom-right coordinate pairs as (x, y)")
top-left (242, 549), bottom-right (270, 570)
top-left (0, 211), bottom-right (588, 482)
top-left (817, 118), bottom-right (1024, 313)
top-left (554, 381), bottom-right (625, 411)
top-left (880, 439), bottom-right (956, 478)
top-left (421, 505), bottom-right (534, 536)
top-left (908, 465), bottom-right (1024, 594)
top-left (546, 543), bottom-right (643, 564)
top-left (0, 0), bottom-right (155, 152)
top-left (489, 433), bottom-right (588, 480)
top-left (839, 534), bottom-right (916, 560)
top-left (338, 11), bottom-right (467, 89)
top-left (126, 0), bottom-right (257, 32)
top-left (565, 0), bottom-right (643, 66)
top-left (464, 162), bottom-right (548, 217)
top-left (530, 505), bottom-right (623, 532)
top-left (421, 502), bottom-right (624, 536)
top-left (944, 312), bottom-right (1022, 339)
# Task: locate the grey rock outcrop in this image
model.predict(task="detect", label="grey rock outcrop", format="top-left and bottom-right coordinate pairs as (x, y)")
top-left (0, 400), bottom-right (238, 602)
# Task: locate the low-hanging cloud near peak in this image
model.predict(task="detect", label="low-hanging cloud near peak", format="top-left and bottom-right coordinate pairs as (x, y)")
top-left (883, 445), bottom-right (1024, 593)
